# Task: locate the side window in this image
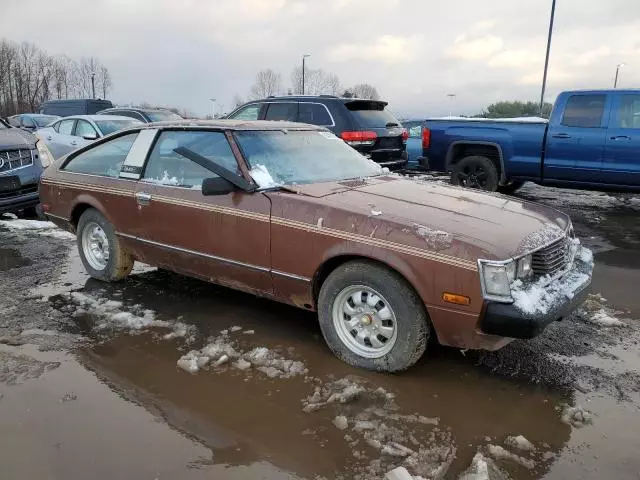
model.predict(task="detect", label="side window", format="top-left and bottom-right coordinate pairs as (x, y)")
top-left (265, 103), bottom-right (298, 121)
top-left (228, 104), bottom-right (260, 120)
top-left (63, 133), bottom-right (138, 177)
top-left (75, 120), bottom-right (98, 138)
top-left (142, 131), bottom-right (238, 188)
top-left (615, 94), bottom-right (640, 129)
top-left (298, 103), bottom-right (332, 126)
top-left (57, 119), bottom-right (75, 135)
top-left (22, 117), bottom-right (36, 128)
top-left (8, 117), bottom-right (20, 127)
top-left (561, 95), bottom-right (606, 128)
top-left (119, 111), bottom-right (146, 121)
top-left (406, 123), bottom-right (422, 138)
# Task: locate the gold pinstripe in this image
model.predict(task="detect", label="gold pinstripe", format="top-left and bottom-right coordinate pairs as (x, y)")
top-left (42, 178), bottom-right (478, 271)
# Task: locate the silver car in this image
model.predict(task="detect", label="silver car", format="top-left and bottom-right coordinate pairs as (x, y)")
top-left (37, 115), bottom-right (142, 159)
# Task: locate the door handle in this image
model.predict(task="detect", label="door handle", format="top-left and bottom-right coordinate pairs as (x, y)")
top-left (70, 141), bottom-right (77, 146)
top-left (610, 135), bottom-right (631, 140)
top-left (135, 192), bottom-right (152, 206)
top-left (552, 133), bottom-right (571, 139)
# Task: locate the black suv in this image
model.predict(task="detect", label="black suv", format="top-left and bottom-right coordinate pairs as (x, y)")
top-left (97, 107), bottom-right (183, 123)
top-left (226, 95), bottom-right (408, 170)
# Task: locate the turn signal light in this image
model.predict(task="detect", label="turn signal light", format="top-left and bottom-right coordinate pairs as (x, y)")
top-left (401, 128), bottom-right (409, 141)
top-left (442, 292), bottom-right (471, 306)
top-left (422, 127), bottom-right (431, 149)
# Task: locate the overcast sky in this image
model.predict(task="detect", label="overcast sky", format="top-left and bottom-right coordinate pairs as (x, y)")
top-left (3, 0), bottom-right (639, 117)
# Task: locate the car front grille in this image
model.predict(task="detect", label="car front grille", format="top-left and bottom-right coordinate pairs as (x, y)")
top-left (532, 236), bottom-right (569, 278)
top-left (0, 149), bottom-right (34, 173)
top-left (0, 184), bottom-right (38, 199)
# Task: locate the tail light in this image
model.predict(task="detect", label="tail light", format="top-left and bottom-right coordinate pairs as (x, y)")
top-left (422, 127), bottom-right (431, 149)
top-left (401, 128), bottom-right (409, 142)
top-left (340, 131), bottom-right (377, 146)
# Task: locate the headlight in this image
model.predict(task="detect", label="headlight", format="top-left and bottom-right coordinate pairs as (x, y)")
top-left (517, 254), bottom-right (533, 278)
top-left (35, 138), bottom-right (54, 168)
top-left (479, 260), bottom-right (516, 301)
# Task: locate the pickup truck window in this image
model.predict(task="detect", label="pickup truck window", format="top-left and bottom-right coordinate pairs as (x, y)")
top-left (561, 94), bottom-right (605, 128)
top-left (616, 94), bottom-right (640, 129)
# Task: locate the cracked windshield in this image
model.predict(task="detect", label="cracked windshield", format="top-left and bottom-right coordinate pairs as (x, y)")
top-left (1, 1), bottom-right (639, 479)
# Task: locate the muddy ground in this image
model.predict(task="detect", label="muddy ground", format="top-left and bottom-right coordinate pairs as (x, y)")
top-left (1, 182), bottom-right (639, 480)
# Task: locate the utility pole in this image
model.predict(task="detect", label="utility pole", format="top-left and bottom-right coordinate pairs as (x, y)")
top-left (446, 93), bottom-right (456, 117)
top-left (539, 0), bottom-right (556, 116)
top-left (301, 54), bottom-right (310, 95)
top-left (614, 63), bottom-right (626, 88)
top-left (210, 98), bottom-right (216, 118)
top-left (91, 72), bottom-right (96, 99)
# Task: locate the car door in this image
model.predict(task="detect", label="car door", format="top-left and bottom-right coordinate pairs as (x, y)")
top-left (74, 119), bottom-right (100, 149)
top-left (129, 129), bottom-right (272, 295)
top-left (543, 93), bottom-right (610, 182)
top-left (601, 93), bottom-right (640, 186)
top-left (44, 118), bottom-right (76, 159)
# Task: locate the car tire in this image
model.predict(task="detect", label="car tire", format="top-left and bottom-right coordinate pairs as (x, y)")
top-left (317, 260), bottom-right (429, 372)
top-left (77, 208), bottom-right (133, 282)
top-left (497, 180), bottom-right (525, 195)
top-left (450, 155), bottom-right (499, 191)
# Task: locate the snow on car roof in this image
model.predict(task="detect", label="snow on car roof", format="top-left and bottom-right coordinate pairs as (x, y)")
top-left (143, 119), bottom-right (326, 131)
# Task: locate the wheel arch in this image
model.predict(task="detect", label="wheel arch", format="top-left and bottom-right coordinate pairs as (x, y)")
top-left (69, 195), bottom-right (112, 229)
top-left (446, 141), bottom-right (507, 183)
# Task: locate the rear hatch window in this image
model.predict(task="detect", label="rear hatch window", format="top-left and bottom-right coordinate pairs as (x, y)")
top-left (345, 100), bottom-right (401, 128)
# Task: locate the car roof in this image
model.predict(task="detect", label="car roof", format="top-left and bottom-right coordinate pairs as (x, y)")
top-left (101, 107), bottom-right (174, 113)
top-left (55, 115), bottom-right (138, 121)
top-left (142, 119), bottom-right (325, 131)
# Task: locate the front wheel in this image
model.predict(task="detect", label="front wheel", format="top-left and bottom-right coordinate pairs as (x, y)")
top-left (450, 155), bottom-right (499, 191)
top-left (77, 208), bottom-right (133, 282)
top-left (317, 261), bottom-right (429, 372)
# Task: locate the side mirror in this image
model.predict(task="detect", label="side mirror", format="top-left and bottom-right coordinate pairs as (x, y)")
top-left (202, 177), bottom-right (235, 196)
top-left (82, 133), bottom-right (98, 141)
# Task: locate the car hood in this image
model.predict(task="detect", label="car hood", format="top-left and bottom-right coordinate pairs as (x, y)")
top-left (287, 176), bottom-right (570, 261)
top-left (0, 128), bottom-right (36, 150)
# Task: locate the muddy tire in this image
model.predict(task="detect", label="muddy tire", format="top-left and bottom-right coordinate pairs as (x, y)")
top-left (317, 260), bottom-right (429, 372)
top-left (497, 180), bottom-right (524, 195)
top-left (77, 208), bottom-right (133, 282)
top-left (450, 155), bottom-right (499, 191)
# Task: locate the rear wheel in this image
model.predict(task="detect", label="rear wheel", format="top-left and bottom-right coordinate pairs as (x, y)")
top-left (77, 208), bottom-right (133, 282)
top-left (317, 260), bottom-right (429, 372)
top-left (450, 155), bottom-right (499, 192)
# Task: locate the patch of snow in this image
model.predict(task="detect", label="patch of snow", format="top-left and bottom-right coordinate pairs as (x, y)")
top-left (504, 435), bottom-right (535, 452)
top-left (230, 326), bottom-right (242, 332)
top-left (413, 224), bottom-right (453, 251)
top-left (143, 171), bottom-right (180, 186)
top-left (250, 164), bottom-right (280, 189)
top-left (370, 209), bottom-right (383, 216)
top-left (516, 223), bottom-right (564, 254)
top-left (458, 452), bottom-right (509, 480)
top-left (177, 351), bottom-right (200, 373)
top-left (213, 354), bottom-right (229, 367)
top-left (242, 329), bottom-right (255, 335)
top-left (234, 358), bottom-right (252, 371)
top-left (487, 444), bottom-right (535, 469)
top-left (0, 219), bottom-right (75, 240)
top-left (510, 244), bottom-right (593, 315)
top-left (559, 404), bottom-right (593, 428)
top-left (317, 217), bottom-right (323, 228)
top-left (333, 415), bottom-right (349, 430)
top-left (20, 328), bottom-right (59, 337)
top-left (590, 309), bottom-right (625, 327)
top-left (432, 116), bottom-right (547, 123)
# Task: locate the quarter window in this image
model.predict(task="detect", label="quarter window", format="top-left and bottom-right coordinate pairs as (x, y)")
top-left (561, 95), bottom-right (606, 128)
top-left (22, 117), bottom-right (36, 128)
top-left (265, 103), bottom-right (298, 121)
top-left (228, 104), bottom-right (260, 120)
top-left (75, 120), bottom-right (98, 138)
top-left (57, 119), bottom-right (75, 135)
top-left (615, 94), bottom-right (640, 129)
top-left (63, 133), bottom-right (138, 177)
top-left (407, 124), bottom-right (422, 138)
top-left (298, 103), bottom-right (332, 126)
top-left (142, 131), bottom-right (238, 188)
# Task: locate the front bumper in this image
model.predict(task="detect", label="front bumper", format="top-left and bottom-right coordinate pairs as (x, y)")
top-left (0, 182), bottom-right (39, 214)
top-left (479, 246), bottom-right (593, 339)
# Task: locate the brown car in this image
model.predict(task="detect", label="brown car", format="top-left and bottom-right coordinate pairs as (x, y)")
top-left (39, 120), bottom-right (594, 372)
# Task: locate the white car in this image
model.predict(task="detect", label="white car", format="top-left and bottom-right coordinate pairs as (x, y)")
top-left (37, 115), bottom-right (142, 159)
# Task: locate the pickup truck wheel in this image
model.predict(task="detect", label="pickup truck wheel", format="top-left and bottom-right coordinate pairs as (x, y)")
top-left (451, 155), bottom-right (499, 191)
top-left (77, 208), bottom-right (133, 282)
top-left (496, 180), bottom-right (525, 195)
top-left (318, 260), bottom-right (429, 372)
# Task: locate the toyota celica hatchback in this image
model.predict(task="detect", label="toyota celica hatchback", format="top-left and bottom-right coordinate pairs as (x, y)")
top-left (39, 120), bottom-right (594, 372)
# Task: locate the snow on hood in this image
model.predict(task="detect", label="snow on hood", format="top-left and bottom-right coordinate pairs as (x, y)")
top-left (250, 164), bottom-right (280, 189)
top-left (0, 127), bottom-right (36, 150)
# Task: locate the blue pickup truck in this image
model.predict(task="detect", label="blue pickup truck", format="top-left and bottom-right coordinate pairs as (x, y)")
top-left (405, 89), bottom-right (640, 193)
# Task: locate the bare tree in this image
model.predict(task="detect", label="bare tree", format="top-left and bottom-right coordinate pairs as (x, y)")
top-left (290, 66), bottom-right (341, 95)
top-left (346, 83), bottom-right (380, 100)
top-left (232, 93), bottom-right (245, 108)
top-left (249, 69), bottom-right (282, 99)
top-left (97, 65), bottom-right (112, 99)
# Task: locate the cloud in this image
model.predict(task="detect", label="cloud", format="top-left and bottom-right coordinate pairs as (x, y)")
top-left (568, 46), bottom-right (611, 67)
top-left (326, 35), bottom-right (421, 63)
top-left (446, 34), bottom-right (504, 60)
top-left (488, 49), bottom-right (542, 68)
top-left (474, 20), bottom-right (497, 30)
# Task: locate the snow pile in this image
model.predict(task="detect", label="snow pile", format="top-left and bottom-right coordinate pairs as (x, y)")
top-left (559, 404), bottom-right (593, 428)
top-left (590, 310), bottom-right (625, 327)
top-left (371, 208), bottom-right (383, 216)
top-left (65, 291), bottom-right (192, 338)
top-left (486, 445), bottom-right (535, 469)
top-left (0, 218), bottom-right (75, 240)
top-left (176, 332), bottom-right (308, 378)
top-left (458, 452), bottom-right (510, 480)
top-left (510, 244), bottom-right (593, 315)
top-left (143, 171), bottom-right (180, 186)
top-left (504, 435), bottom-right (535, 452)
top-left (578, 294), bottom-right (625, 327)
top-left (412, 224), bottom-right (453, 251)
top-left (250, 164), bottom-right (280, 189)
top-left (303, 377), bottom-right (452, 480)
top-left (516, 223), bottom-right (564, 254)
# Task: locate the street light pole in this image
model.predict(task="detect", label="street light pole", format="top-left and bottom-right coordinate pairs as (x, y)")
top-left (301, 54), bottom-right (310, 95)
top-left (539, 0), bottom-right (556, 116)
top-left (446, 93), bottom-right (456, 117)
top-left (614, 63), bottom-right (626, 88)
top-left (91, 72), bottom-right (96, 99)
top-left (210, 98), bottom-right (216, 119)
